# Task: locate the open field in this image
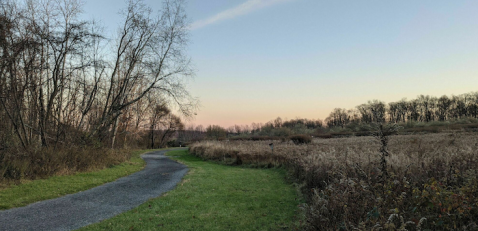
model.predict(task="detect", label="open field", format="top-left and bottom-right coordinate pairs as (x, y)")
top-left (190, 132), bottom-right (478, 230)
top-left (0, 149), bottom-right (151, 210)
top-left (79, 149), bottom-right (303, 231)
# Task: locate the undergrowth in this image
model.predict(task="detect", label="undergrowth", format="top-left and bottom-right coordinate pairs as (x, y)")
top-left (0, 149), bottom-right (149, 209)
top-left (0, 146), bottom-right (132, 186)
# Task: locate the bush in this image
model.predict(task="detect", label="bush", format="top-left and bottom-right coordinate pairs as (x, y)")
top-left (0, 146), bottom-right (131, 183)
top-left (289, 135), bottom-right (311, 145)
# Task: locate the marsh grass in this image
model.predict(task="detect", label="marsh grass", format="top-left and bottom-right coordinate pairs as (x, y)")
top-left (190, 132), bottom-right (478, 230)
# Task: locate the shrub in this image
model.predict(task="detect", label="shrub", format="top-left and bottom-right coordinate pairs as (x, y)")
top-left (0, 146), bottom-right (131, 183)
top-left (289, 135), bottom-right (311, 145)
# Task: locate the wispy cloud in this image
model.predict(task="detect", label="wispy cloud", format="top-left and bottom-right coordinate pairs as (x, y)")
top-left (190, 0), bottom-right (293, 30)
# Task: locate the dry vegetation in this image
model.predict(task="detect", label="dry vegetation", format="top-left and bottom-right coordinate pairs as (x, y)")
top-left (0, 147), bottom-right (132, 186)
top-left (190, 131), bottom-right (478, 230)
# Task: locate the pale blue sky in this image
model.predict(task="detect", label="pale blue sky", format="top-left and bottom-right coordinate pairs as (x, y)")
top-left (83, 0), bottom-right (478, 127)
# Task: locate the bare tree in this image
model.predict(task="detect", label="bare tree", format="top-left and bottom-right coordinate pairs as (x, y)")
top-left (148, 102), bottom-right (170, 148)
top-left (156, 113), bottom-right (183, 147)
top-left (92, 0), bottom-right (196, 147)
top-left (273, 117), bottom-right (282, 128)
top-left (206, 125), bottom-right (227, 140)
top-left (325, 108), bottom-right (350, 128)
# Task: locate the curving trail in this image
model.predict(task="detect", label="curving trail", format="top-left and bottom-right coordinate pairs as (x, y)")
top-left (0, 148), bottom-right (188, 231)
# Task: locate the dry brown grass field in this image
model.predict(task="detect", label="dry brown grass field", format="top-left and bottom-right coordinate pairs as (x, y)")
top-left (190, 132), bottom-right (478, 230)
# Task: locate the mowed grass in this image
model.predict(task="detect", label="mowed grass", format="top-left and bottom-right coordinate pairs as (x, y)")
top-left (0, 149), bottom-right (154, 210)
top-left (79, 149), bottom-right (302, 231)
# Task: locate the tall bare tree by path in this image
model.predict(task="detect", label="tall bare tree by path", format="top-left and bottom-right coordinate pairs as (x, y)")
top-left (91, 0), bottom-right (196, 147)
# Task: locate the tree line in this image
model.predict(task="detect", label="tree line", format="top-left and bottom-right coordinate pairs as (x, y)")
top-left (199, 92), bottom-right (478, 140)
top-left (325, 92), bottom-right (478, 128)
top-left (0, 0), bottom-right (196, 151)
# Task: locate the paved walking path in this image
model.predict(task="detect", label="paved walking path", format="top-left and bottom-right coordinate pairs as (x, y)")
top-left (0, 148), bottom-right (188, 231)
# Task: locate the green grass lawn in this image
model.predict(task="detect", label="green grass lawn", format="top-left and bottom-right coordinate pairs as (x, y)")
top-left (0, 149), bottom-right (154, 210)
top-left (79, 149), bottom-right (303, 231)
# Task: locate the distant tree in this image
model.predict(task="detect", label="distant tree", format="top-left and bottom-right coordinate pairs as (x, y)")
top-left (148, 103), bottom-right (170, 148)
top-left (356, 100), bottom-right (386, 124)
top-left (273, 117), bottom-right (282, 128)
top-left (234, 124), bottom-right (242, 134)
top-left (469, 92), bottom-right (478, 118)
top-left (436, 95), bottom-right (451, 121)
top-left (227, 126), bottom-right (235, 135)
top-left (325, 108), bottom-right (349, 128)
top-left (251, 122), bottom-right (261, 134)
top-left (396, 99), bottom-right (408, 123)
top-left (416, 95), bottom-right (435, 122)
top-left (408, 99), bottom-right (420, 122)
top-left (369, 100), bottom-right (386, 123)
top-left (206, 125), bottom-right (227, 140)
top-left (157, 114), bottom-right (184, 147)
top-left (388, 102), bottom-right (399, 123)
top-left (241, 124), bottom-right (251, 134)
top-left (177, 124), bottom-right (205, 142)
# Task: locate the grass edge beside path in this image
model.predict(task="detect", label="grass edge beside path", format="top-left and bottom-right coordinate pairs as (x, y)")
top-left (0, 149), bottom-right (157, 210)
top-left (79, 149), bottom-right (304, 231)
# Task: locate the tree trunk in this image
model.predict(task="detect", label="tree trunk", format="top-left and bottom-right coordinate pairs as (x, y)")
top-left (150, 125), bottom-right (155, 149)
top-left (111, 117), bottom-right (119, 149)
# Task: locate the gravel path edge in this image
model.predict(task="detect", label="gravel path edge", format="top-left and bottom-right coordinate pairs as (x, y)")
top-left (0, 148), bottom-right (188, 231)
